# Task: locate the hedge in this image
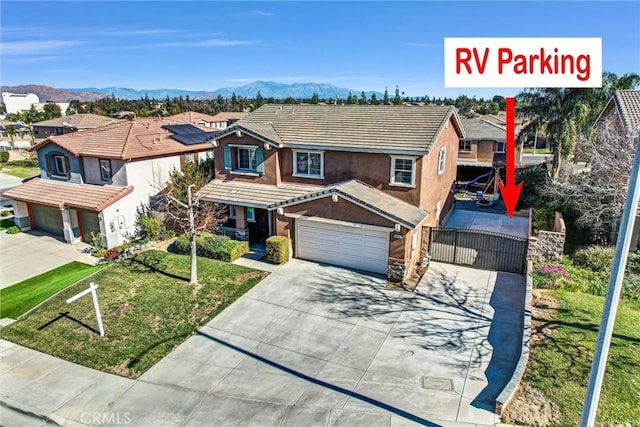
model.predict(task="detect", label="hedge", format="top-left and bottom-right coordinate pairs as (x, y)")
top-left (0, 152), bottom-right (9, 163)
top-left (173, 232), bottom-right (249, 262)
top-left (266, 235), bottom-right (289, 264)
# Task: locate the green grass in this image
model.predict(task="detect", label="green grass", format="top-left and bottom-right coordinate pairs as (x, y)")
top-left (0, 165), bottom-right (40, 179)
top-left (523, 147), bottom-right (553, 155)
top-left (0, 261), bottom-right (107, 319)
top-left (525, 291), bottom-right (640, 425)
top-left (0, 250), bottom-right (267, 378)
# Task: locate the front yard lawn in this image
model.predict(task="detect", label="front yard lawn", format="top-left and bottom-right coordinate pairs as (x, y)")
top-left (0, 250), bottom-right (266, 378)
top-left (0, 165), bottom-right (40, 179)
top-left (0, 261), bottom-right (107, 319)
top-left (515, 290), bottom-right (640, 425)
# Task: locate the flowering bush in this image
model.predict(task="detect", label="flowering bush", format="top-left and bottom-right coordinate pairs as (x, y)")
top-left (533, 264), bottom-right (572, 289)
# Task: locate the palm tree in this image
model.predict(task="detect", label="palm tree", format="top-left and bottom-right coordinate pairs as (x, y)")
top-left (517, 88), bottom-right (590, 178)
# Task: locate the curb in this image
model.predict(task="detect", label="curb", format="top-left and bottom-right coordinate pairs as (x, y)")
top-left (0, 395), bottom-right (61, 426)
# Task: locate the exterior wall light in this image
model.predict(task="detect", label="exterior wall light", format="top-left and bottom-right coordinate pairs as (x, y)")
top-left (394, 224), bottom-right (402, 232)
top-left (332, 194), bottom-right (339, 203)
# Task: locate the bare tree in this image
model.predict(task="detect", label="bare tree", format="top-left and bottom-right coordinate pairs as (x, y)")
top-left (157, 162), bottom-right (227, 284)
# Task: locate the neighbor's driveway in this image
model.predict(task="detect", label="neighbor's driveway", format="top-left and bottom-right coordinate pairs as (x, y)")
top-left (0, 230), bottom-right (97, 289)
top-left (445, 209), bottom-right (529, 238)
top-left (1, 259), bottom-right (525, 426)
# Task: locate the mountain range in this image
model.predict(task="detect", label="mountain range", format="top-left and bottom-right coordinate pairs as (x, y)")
top-left (1, 82), bottom-right (384, 103)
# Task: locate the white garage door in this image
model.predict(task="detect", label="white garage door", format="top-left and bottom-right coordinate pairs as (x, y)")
top-left (296, 218), bottom-right (389, 274)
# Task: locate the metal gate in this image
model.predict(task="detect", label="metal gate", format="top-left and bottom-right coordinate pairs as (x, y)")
top-left (428, 227), bottom-right (528, 274)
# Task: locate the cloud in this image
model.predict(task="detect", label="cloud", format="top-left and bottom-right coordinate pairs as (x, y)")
top-left (2, 55), bottom-right (64, 64)
top-left (103, 29), bottom-right (186, 36)
top-left (250, 10), bottom-right (275, 17)
top-left (160, 39), bottom-right (259, 48)
top-left (1, 40), bottom-right (82, 55)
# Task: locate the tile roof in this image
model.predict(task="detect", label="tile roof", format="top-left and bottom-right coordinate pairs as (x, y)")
top-left (168, 112), bottom-right (220, 124)
top-left (32, 114), bottom-right (124, 129)
top-left (30, 117), bottom-right (216, 160)
top-left (198, 181), bottom-right (322, 209)
top-left (215, 104), bottom-right (464, 155)
top-left (211, 112), bottom-right (247, 122)
top-left (199, 179), bottom-right (428, 229)
top-left (460, 117), bottom-right (506, 141)
top-left (2, 178), bottom-right (133, 212)
top-left (613, 90), bottom-right (640, 136)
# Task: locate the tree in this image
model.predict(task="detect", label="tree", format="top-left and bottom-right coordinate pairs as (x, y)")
top-left (383, 86), bottom-right (390, 105)
top-left (310, 92), bottom-right (319, 104)
top-left (393, 86), bottom-right (402, 105)
top-left (43, 102), bottom-right (62, 120)
top-left (157, 162), bottom-right (227, 284)
top-left (370, 93), bottom-right (379, 105)
top-left (359, 91), bottom-right (368, 105)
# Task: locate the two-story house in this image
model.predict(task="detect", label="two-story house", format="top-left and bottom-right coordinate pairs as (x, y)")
top-left (592, 89), bottom-right (640, 251)
top-left (199, 104), bottom-right (464, 282)
top-left (32, 114), bottom-right (124, 140)
top-left (3, 118), bottom-right (216, 248)
top-left (169, 111), bottom-right (247, 129)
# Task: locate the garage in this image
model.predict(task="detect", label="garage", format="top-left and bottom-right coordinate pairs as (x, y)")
top-left (30, 204), bottom-right (63, 236)
top-left (296, 217), bottom-right (389, 274)
top-left (79, 211), bottom-right (101, 242)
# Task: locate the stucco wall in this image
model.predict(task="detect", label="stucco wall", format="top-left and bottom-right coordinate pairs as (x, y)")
top-left (214, 134), bottom-right (279, 185)
top-left (37, 145), bottom-right (83, 183)
top-left (82, 157), bottom-right (126, 185)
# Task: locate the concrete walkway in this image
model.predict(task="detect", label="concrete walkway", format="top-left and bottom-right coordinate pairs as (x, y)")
top-left (0, 230), bottom-right (97, 289)
top-left (444, 209), bottom-right (529, 239)
top-left (1, 260), bottom-right (525, 426)
top-left (0, 172), bottom-right (24, 208)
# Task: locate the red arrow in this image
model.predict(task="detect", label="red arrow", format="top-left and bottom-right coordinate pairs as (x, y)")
top-left (498, 97), bottom-right (523, 218)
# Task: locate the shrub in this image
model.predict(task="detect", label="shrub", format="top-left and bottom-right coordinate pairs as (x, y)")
top-left (0, 210), bottom-right (12, 217)
top-left (0, 151), bottom-right (9, 163)
top-left (573, 245), bottom-right (615, 272)
top-left (266, 236), bottom-right (289, 264)
top-left (135, 250), bottom-right (169, 270)
top-left (103, 247), bottom-right (120, 261)
top-left (6, 159), bottom-right (38, 167)
top-left (89, 232), bottom-right (105, 249)
top-left (140, 216), bottom-right (163, 241)
top-left (532, 208), bottom-right (555, 232)
top-left (173, 233), bottom-right (249, 262)
top-left (5, 226), bottom-right (20, 234)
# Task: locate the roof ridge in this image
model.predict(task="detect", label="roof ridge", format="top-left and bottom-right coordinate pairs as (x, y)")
top-left (120, 121), bottom-right (137, 158)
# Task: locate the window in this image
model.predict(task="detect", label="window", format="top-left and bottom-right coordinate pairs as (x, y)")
top-left (437, 148), bottom-right (446, 175)
top-left (55, 127), bottom-right (64, 135)
top-left (459, 140), bottom-right (472, 151)
top-left (246, 207), bottom-right (255, 222)
top-left (496, 141), bottom-right (505, 153)
top-left (237, 147), bottom-right (257, 170)
top-left (228, 205), bottom-right (236, 218)
top-left (99, 159), bottom-right (112, 181)
top-left (390, 156), bottom-right (415, 187)
top-left (184, 153), bottom-right (195, 163)
top-left (53, 155), bottom-right (67, 176)
top-left (294, 150), bottom-right (323, 178)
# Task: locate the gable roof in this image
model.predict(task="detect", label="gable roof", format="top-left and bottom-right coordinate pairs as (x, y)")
top-left (30, 117), bottom-right (216, 161)
top-left (595, 90), bottom-right (640, 136)
top-left (211, 112), bottom-right (247, 122)
top-left (2, 178), bottom-right (133, 212)
top-left (460, 117), bottom-right (506, 141)
top-left (168, 111), bottom-right (219, 124)
top-left (213, 104), bottom-right (464, 155)
top-left (32, 114), bottom-right (123, 129)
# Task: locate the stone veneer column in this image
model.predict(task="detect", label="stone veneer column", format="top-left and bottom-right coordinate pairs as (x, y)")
top-left (387, 257), bottom-right (407, 283)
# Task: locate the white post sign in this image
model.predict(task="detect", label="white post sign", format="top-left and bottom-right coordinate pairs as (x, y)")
top-left (66, 282), bottom-right (105, 337)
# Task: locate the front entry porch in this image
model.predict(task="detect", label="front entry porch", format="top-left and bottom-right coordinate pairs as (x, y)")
top-left (219, 205), bottom-right (272, 244)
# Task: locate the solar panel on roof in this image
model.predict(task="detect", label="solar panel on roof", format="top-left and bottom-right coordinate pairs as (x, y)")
top-left (162, 124), bottom-right (216, 145)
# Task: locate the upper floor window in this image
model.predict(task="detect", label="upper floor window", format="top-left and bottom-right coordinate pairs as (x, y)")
top-left (54, 155), bottom-right (67, 176)
top-left (184, 153), bottom-right (195, 163)
top-left (99, 159), bottom-right (112, 181)
top-left (55, 127), bottom-right (64, 135)
top-left (496, 141), bottom-right (505, 153)
top-left (390, 156), bottom-right (416, 187)
top-left (438, 148), bottom-right (447, 175)
top-left (46, 152), bottom-right (71, 179)
top-left (224, 145), bottom-right (264, 175)
top-left (293, 150), bottom-right (324, 179)
top-left (459, 140), bottom-right (472, 152)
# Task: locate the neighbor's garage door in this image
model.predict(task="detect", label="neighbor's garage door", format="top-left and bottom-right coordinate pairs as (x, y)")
top-left (30, 204), bottom-right (63, 236)
top-left (296, 218), bottom-right (389, 274)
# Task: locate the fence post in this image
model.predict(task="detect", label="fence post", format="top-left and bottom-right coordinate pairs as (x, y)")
top-left (453, 228), bottom-right (458, 264)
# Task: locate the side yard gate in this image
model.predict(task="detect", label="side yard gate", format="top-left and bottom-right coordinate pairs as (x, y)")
top-left (427, 227), bottom-right (528, 274)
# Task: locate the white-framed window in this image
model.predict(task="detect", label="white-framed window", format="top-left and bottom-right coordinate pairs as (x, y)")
top-left (437, 148), bottom-right (446, 175)
top-left (459, 140), bottom-right (472, 151)
top-left (390, 156), bottom-right (416, 187)
top-left (246, 207), bottom-right (255, 222)
top-left (184, 153), bottom-right (195, 163)
top-left (227, 205), bottom-right (255, 222)
top-left (99, 159), bottom-right (112, 181)
top-left (293, 150), bottom-right (324, 178)
top-left (237, 147), bottom-right (257, 170)
top-left (54, 155), bottom-right (67, 176)
top-left (496, 141), bottom-right (505, 153)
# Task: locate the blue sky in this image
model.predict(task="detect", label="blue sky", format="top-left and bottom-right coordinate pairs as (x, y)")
top-left (1, 1), bottom-right (638, 98)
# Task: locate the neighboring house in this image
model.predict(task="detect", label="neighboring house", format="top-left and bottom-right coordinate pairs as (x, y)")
top-left (0, 121), bottom-right (31, 151)
top-left (1, 92), bottom-right (39, 114)
top-left (592, 89), bottom-right (640, 251)
top-left (199, 104), bottom-right (464, 282)
top-left (458, 116), bottom-right (522, 181)
top-left (32, 114), bottom-right (124, 140)
top-left (169, 111), bottom-right (246, 129)
top-left (3, 118), bottom-right (216, 248)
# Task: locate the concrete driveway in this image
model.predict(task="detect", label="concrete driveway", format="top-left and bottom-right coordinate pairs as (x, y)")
top-left (137, 259), bottom-right (525, 426)
top-left (445, 209), bottom-right (529, 239)
top-left (0, 230), bottom-right (97, 289)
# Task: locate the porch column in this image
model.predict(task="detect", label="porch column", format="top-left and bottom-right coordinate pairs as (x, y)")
top-left (234, 206), bottom-right (249, 241)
